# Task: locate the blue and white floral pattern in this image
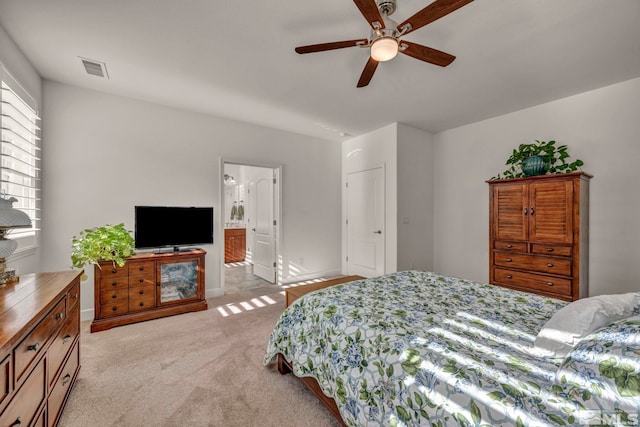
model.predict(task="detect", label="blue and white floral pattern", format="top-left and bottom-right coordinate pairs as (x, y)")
top-left (264, 271), bottom-right (639, 426)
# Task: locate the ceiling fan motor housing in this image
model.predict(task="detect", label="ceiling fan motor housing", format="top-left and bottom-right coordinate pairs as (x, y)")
top-left (377, 0), bottom-right (397, 16)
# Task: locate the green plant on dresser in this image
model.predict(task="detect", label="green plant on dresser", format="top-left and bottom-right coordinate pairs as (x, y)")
top-left (71, 223), bottom-right (135, 269)
top-left (493, 140), bottom-right (584, 179)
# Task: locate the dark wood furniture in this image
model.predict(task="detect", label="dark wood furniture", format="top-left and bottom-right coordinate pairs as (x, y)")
top-left (0, 270), bottom-right (82, 427)
top-left (224, 228), bottom-right (246, 263)
top-left (278, 275), bottom-right (364, 427)
top-left (284, 275), bottom-right (364, 307)
top-left (91, 250), bottom-right (207, 332)
top-left (488, 172), bottom-right (591, 301)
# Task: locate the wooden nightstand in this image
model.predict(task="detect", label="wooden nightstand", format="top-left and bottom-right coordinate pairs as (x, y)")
top-left (284, 275), bottom-right (364, 307)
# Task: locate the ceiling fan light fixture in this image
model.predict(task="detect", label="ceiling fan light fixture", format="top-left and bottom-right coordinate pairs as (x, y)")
top-left (370, 37), bottom-right (398, 62)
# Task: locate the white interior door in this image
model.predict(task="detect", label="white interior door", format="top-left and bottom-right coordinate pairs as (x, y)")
top-left (347, 167), bottom-right (385, 277)
top-left (252, 174), bottom-right (276, 283)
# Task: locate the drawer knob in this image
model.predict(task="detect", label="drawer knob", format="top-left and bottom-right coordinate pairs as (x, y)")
top-left (546, 282), bottom-right (553, 286)
top-left (112, 268), bottom-right (117, 274)
top-left (547, 248), bottom-right (554, 252)
top-left (139, 289), bottom-right (144, 295)
top-left (506, 275), bottom-right (513, 279)
top-left (112, 294), bottom-right (117, 299)
top-left (139, 302), bottom-right (144, 307)
top-left (10, 417), bottom-right (21, 427)
top-left (112, 281), bottom-right (117, 286)
top-left (63, 334), bottom-right (73, 344)
top-left (71, 293), bottom-right (79, 299)
top-left (547, 263), bottom-right (554, 268)
top-left (506, 258), bottom-right (512, 262)
top-left (139, 278), bottom-right (144, 283)
top-left (28, 343), bottom-right (40, 352)
top-left (62, 373), bottom-right (71, 386)
top-left (139, 266), bottom-right (144, 271)
top-left (507, 244), bottom-right (512, 248)
top-left (112, 306), bottom-right (117, 311)
top-left (55, 313), bottom-right (64, 320)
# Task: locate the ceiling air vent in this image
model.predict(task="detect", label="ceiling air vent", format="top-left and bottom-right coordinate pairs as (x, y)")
top-left (79, 57), bottom-right (109, 79)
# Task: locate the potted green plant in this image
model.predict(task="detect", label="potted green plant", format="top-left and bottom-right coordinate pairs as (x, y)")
top-left (492, 140), bottom-right (584, 179)
top-left (71, 223), bottom-right (135, 269)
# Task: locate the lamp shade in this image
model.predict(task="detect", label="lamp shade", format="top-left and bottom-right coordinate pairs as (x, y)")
top-left (0, 195), bottom-right (31, 229)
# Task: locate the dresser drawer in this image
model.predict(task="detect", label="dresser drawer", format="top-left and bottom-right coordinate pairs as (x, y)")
top-left (0, 355), bottom-right (10, 412)
top-left (494, 268), bottom-right (572, 296)
top-left (531, 243), bottom-right (572, 257)
top-left (100, 288), bottom-right (128, 304)
top-left (494, 252), bottom-right (572, 276)
top-left (128, 261), bottom-right (154, 278)
top-left (14, 298), bottom-right (66, 384)
top-left (100, 300), bottom-right (129, 318)
top-left (48, 306), bottom-right (80, 388)
top-left (100, 276), bottom-right (128, 291)
top-left (129, 285), bottom-right (156, 312)
top-left (493, 241), bottom-right (527, 252)
top-left (129, 274), bottom-right (154, 287)
top-left (98, 263), bottom-right (128, 279)
top-left (67, 279), bottom-right (81, 314)
top-left (48, 341), bottom-right (79, 427)
top-left (0, 356), bottom-right (45, 427)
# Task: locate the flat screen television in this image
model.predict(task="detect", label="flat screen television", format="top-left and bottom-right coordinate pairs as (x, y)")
top-left (135, 206), bottom-right (214, 251)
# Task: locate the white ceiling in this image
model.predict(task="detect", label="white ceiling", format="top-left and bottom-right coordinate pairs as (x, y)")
top-left (1, 0), bottom-right (639, 141)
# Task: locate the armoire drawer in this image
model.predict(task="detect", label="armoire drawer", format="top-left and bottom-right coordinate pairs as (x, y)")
top-left (494, 268), bottom-right (572, 296)
top-left (494, 252), bottom-right (572, 276)
top-left (100, 276), bottom-right (128, 291)
top-left (493, 241), bottom-right (527, 252)
top-left (100, 288), bottom-right (129, 304)
top-left (128, 284), bottom-right (156, 312)
top-left (531, 243), bottom-right (572, 257)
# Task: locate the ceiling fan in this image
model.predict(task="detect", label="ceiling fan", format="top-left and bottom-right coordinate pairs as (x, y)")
top-left (295, 0), bottom-right (473, 87)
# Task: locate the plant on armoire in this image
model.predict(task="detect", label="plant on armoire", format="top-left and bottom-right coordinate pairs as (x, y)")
top-left (491, 140), bottom-right (584, 180)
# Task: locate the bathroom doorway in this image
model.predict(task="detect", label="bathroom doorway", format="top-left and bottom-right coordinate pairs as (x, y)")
top-left (221, 162), bottom-right (280, 293)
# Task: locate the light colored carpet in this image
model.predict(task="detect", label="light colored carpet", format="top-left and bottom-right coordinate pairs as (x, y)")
top-left (59, 286), bottom-right (341, 427)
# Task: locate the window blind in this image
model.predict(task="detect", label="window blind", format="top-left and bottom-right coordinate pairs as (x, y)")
top-left (0, 67), bottom-right (40, 245)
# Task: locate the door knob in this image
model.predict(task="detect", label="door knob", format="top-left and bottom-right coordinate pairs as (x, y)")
top-left (373, 230), bottom-right (382, 234)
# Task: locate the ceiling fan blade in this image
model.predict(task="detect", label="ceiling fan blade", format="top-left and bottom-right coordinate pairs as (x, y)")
top-left (357, 57), bottom-right (379, 88)
top-left (397, 0), bottom-right (473, 35)
top-left (295, 39), bottom-right (368, 54)
top-left (353, 0), bottom-right (385, 30)
top-left (399, 41), bottom-right (455, 67)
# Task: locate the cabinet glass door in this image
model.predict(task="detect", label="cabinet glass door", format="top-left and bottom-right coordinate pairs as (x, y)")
top-left (158, 260), bottom-right (199, 305)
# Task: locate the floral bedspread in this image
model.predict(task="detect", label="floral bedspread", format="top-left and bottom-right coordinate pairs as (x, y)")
top-left (265, 271), bottom-right (575, 426)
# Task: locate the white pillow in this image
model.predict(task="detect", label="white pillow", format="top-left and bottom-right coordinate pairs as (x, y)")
top-left (533, 292), bottom-right (640, 358)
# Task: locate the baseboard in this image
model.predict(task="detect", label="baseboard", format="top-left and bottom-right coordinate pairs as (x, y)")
top-left (206, 287), bottom-right (224, 299)
top-left (281, 269), bottom-right (342, 285)
top-left (81, 308), bottom-right (94, 322)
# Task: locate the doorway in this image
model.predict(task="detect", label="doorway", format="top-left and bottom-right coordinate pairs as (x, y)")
top-left (346, 166), bottom-right (385, 277)
top-left (222, 162), bottom-right (280, 293)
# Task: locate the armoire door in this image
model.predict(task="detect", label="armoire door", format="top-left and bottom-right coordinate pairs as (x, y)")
top-left (492, 182), bottom-right (529, 241)
top-left (528, 180), bottom-right (574, 243)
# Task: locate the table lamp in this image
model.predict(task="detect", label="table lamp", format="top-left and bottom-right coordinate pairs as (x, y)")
top-left (0, 194), bottom-right (32, 285)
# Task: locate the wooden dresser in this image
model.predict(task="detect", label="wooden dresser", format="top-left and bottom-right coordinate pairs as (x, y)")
top-left (224, 228), bottom-right (246, 263)
top-left (488, 172), bottom-right (591, 301)
top-left (0, 270), bottom-right (82, 427)
top-left (91, 250), bottom-right (207, 332)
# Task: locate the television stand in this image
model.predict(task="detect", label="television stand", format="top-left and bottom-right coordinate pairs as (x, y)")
top-left (91, 249), bottom-right (207, 332)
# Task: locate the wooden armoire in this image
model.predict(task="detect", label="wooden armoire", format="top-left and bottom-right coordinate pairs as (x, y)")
top-left (488, 172), bottom-right (591, 301)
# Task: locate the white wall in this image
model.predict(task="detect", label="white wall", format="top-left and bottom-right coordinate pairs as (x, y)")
top-left (41, 81), bottom-right (342, 319)
top-left (342, 123), bottom-right (435, 274)
top-left (397, 123), bottom-right (434, 271)
top-left (433, 77), bottom-right (640, 296)
top-left (0, 25), bottom-right (41, 275)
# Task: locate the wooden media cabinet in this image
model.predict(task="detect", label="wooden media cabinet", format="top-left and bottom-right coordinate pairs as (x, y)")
top-left (91, 249), bottom-right (207, 332)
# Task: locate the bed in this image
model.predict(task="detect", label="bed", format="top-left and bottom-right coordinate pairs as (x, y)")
top-left (263, 271), bottom-right (640, 426)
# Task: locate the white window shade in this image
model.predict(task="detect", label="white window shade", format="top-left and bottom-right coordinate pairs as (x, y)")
top-left (0, 67), bottom-right (40, 248)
